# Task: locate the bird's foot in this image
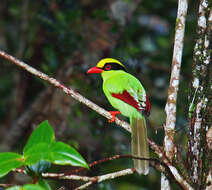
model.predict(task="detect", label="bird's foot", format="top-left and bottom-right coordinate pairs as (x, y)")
top-left (108, 111), bottom-right (121, 123)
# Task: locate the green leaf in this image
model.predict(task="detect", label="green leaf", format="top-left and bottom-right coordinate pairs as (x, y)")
top-left (23, 184), bottom-right (45, 190)
top-left (49, 141), bottom-right (88, 168)
top-left (37, 178), bottom-right (52, 190)
top-left (24, 142), bottom-right (88, 168)
top-left (23, 120), bottom-right (54, 153)
top-left (0, 152), bottom-right (24, 178)
top-left (6, 184), bottom-right (45, 190)
top-left (24, 143), bottom-right (51, 164)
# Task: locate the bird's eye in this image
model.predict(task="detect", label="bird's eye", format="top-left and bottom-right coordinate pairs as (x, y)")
top-left (105, 64), bottom-right (111, 70)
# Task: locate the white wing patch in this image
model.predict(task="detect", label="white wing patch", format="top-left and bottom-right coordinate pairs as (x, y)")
top-left (128, 88), bottom-right (147, 112)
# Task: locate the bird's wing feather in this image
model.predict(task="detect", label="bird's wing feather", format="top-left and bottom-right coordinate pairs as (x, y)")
top-left (112, 90), bottom-right (141, 111)
top-left (105, 73), bottom-right (150, 115)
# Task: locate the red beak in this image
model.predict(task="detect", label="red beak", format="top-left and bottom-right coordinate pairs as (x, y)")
top-left (87, 66), bottom-right (103, 74)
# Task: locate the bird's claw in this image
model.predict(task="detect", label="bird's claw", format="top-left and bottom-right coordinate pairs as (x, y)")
top-left (108, 115), bottom-right (116, 123)
top-left (108, 111), bottom-right (121, 123)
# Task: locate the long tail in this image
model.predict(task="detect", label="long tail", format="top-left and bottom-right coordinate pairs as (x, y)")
top-left (130, 115), bottom-right (149, 175)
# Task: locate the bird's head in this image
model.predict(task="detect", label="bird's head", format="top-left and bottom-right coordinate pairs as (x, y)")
top-left (87, 58), bottom-right (126, 74)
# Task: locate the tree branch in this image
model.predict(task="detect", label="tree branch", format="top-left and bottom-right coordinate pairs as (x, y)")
top-left (164, 0), bottom-right (188, 161)
top-left (162, 0), bottom-right (188, 189)
top-left (68, 154), bottom-right (163, 175)
top-left (12, 151), bottom-right (193, 189)
top-left (148, 139), bottom-right (194, 190)
top-left (0, 184), bottom-right (15, 188)
top-left (189, 0), bottom-right (211, 187)
top-left (0, 50), bottom-right (131, 133)
top-left (75, 168), bottom-right (135, 190)
top-left (14, 154), bottom-right (163, 177)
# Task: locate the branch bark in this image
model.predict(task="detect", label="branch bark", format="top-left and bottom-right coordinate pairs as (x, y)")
top-left (188, 0), bottom-right (211, 188)
top-left (75, 168), bottom-right (135, 190)
top-left (148, 139), bottom-right (194, 190)
top-left (164, 0), bottom-right (188, 161)
top-left (163, 0), bottom-right (188, 189)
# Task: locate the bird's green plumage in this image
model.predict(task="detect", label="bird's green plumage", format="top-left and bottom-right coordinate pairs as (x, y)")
top-left (88, 58), bottom-right (150, 175)
top-left (102, 70), bottom-right (146, 118)
top-left (101, 69), bottom-right (149, 175)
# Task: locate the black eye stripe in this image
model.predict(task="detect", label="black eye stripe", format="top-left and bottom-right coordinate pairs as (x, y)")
top-left (103, 63), bottom-right (126, 71)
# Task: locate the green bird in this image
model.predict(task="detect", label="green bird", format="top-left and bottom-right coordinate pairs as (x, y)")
top-left (87, 58), bottom-right (150, 175)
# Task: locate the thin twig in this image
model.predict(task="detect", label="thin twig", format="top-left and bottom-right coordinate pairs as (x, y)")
top-left (42, 173), bottom-right (94, 181)
top-left (13, 168), bottom-right (26, 174)
top-left (67, 154), bottom-right (162, 175)
top-left (75, 168), bottom-right (136, 190)
top-left (12, 154), bottom-right (169, 190)
top-left (0, 184), bottom-right (15, 188)
top-left (13, 152), bottom-right (193, 190)
top-left (14, 155), bottom-right (160, 179)
top-left (14, 164), bottom-right (136, 189)
top-left (0, 50), bottom-right (131, 133)
top-left (45, 149), bottom-right (192, 189)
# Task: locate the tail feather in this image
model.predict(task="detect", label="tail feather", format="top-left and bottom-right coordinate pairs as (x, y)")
top-left (131, 116), bottom-right (149, 175)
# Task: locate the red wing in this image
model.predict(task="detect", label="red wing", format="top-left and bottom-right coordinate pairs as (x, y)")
top-left (112, 90), bottom-right (150, 117)
top-left (144, 95), bottom-right (150, 117)
top-left (112, 90), bottom-right (140, 111)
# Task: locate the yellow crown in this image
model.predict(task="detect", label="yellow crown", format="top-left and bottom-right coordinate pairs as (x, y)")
top-left (96, 58), bottom-right (126, 69)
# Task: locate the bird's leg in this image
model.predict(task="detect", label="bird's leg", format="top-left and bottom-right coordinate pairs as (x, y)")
top-left (108, 111), bottom-right (121, 123)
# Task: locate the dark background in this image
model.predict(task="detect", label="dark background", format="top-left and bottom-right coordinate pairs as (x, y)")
top-left (0, 0), bottom-right (199, 189)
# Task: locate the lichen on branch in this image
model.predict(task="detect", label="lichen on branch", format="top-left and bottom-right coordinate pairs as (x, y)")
top-left (188, 0), bottom-right (212, 188)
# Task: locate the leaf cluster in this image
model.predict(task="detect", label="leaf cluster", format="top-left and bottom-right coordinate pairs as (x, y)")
top-left (0, 120), bottom-right (88, 189)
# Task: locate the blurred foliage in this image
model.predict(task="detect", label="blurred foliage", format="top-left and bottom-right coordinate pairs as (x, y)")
top-left (0, 0), bottom-right (199, 189)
